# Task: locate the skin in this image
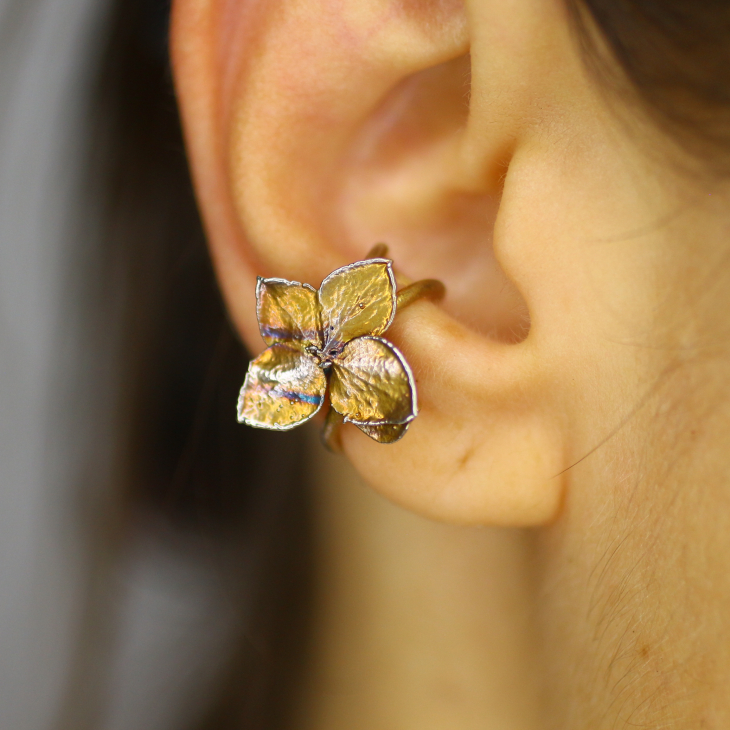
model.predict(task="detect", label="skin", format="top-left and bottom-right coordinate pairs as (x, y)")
top-left (171, 0), bottom-right (730, 727)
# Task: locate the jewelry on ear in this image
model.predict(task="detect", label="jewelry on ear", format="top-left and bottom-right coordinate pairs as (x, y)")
top-left (236, 243), bottom-right (445, 451)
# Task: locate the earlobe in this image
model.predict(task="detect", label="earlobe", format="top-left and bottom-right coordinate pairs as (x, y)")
top-left (344, 297), bottom-right (565, 525)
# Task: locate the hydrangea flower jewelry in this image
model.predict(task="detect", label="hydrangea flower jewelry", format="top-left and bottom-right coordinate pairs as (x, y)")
top-left (237, 244), bottom-right (445, 451)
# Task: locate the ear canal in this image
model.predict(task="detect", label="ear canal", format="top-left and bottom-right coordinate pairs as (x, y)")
top-left (338, 53), bottom-right (530, 344)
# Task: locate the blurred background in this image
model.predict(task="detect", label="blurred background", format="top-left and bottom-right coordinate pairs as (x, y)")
top-left (0, 1), bottom-right (312, 728)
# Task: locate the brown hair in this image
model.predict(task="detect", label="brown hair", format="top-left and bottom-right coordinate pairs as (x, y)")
top-left (91, 0), bottom-right (312, 726)
top-left (569, 0), bottom-right (730, 172)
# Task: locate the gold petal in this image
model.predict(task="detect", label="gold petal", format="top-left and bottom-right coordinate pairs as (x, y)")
top-left (318, 259), bottom-right (395, 351)
top-left (356, 422), bottom-right (410, 444)
top-left (329, 336), bottom-right (416, 425)
top-left (256, 277), bottom-right (322, 348)
top-left (237, 344), bottom-right (326, 430)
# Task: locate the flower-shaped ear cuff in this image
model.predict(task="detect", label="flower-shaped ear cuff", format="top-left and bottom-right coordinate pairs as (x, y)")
top-left (237, 244), bottom-right (445, 451)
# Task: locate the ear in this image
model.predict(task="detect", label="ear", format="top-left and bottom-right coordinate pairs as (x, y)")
top-left (170, 0), bottom-right (619, 525)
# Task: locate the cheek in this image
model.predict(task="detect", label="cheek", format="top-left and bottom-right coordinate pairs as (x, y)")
top-left (535, 382), bottom-right (730, 726)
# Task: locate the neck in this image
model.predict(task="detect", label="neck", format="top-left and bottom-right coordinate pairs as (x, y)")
top-left (293, 431), bottom-right (543, 730)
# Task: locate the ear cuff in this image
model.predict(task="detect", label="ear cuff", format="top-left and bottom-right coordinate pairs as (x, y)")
top-left (236, 242), bottom-right (445, 451)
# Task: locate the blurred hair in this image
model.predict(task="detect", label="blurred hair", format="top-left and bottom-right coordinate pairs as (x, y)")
top-left (90, 0), bottom-right (313, 727)
top-left (569, 0), bottom-right (730, 174)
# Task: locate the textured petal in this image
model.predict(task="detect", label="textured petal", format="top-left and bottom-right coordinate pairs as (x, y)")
top-left (256, 277), bottom-right (322, 348)
top-left (237, 344), bottom-right (326, 430)
top-left (318, 259), bottom-right (395, 353)
top-left (355, 422), bottom-right (410, 444)
top-left (329, 336), bottom-right (416, 425)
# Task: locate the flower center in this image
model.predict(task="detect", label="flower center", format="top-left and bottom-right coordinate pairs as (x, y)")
top-left (306, 341), bottom-right (344, 368)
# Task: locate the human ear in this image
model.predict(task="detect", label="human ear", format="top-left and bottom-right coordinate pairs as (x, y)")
top-left (169, 0), bottom-right (625, 526)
